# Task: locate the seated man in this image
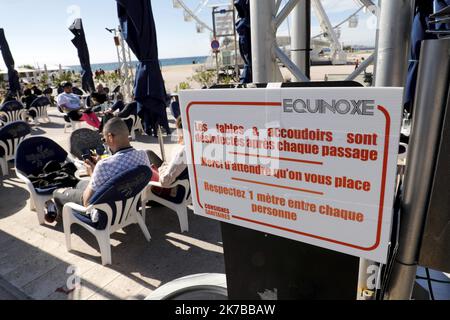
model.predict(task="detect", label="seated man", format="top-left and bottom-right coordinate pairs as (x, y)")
top-left (57, 81), bottom-right (101, 128)
top-left (49, 117), bottom-right (151, 222)
top-left (56, 81), bottom-right (84, 121)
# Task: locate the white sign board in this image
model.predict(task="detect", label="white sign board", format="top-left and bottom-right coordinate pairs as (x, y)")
top-left (180, 87), bottom-right (403, 263)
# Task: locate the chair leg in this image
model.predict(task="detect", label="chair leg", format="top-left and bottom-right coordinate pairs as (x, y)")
top-left (62, 210), bottom-right (73, 251)
top-left (35, 199), bottom-right (46, 225)
top-left (141, 199), bottom-right (147, 223)
top-left (0, 158), bottom-right (8, 176)
top-left (29, 195), bottom-right (36, 212)
top-left (96, 232), bottom-right (112, 265)
top-left (135, 211), bottom-right (151, 242)
top-left (176, 206), bottom-right (189, 233)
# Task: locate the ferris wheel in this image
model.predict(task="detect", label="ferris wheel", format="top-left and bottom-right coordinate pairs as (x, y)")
top-left (172, 0), bottom-right (217, 33)
top-left (172, 0), bottom-right (376, 35)
top-left (172, 0), bottom-right (377, 65)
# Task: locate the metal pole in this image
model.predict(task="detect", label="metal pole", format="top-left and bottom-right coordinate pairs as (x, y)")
top-left (374, 0), bottom-right (415, 87)
top-left (357, 0), bottom-right (415, 300)
top-left (232, 3), bottom-right (240, 82)
top-left (291, 0), bottom-right (311, 79)
top-left (113, 30), bottom-right (122, 77)
top-left (385, 39), bottom-right (450, 300)
top-left (127, 46), bottom-right (134, 80)
top-left (158, 126), bottom-right (166, 162)
top-left (119, 29), bottom-right (132, 102)
top-left (250, 0), bottom-right (282, 83)
top-left (212, 7), bottom-right (220, 84)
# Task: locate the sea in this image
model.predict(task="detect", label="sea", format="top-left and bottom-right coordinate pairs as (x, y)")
top-left (67, 56), bottom-right (208, 72)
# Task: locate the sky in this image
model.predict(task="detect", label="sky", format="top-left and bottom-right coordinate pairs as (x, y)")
top-left (0, 0), bottom-right (378, 69)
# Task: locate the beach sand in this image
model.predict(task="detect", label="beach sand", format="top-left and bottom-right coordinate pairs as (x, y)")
top-left (161, 64), bottom-right (203, 93)
top-left (160, 52), bottom-right (373, 92)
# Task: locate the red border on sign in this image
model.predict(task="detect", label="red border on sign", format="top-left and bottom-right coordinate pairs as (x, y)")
top-left (186, 101), bottom-right (391, 252)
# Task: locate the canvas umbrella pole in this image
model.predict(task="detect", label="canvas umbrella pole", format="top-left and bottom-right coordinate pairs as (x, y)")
top-left (69, 18), bottom-right (95, 93)
top-left (0, 28), bottom-right (21, 97)
top-left (116, 0), bottom-right (168, 160)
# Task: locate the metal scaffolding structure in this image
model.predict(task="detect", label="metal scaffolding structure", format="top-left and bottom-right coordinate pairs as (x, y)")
top-left (249, 0), bottom-right (377, 84)
top-left (107, 26), bottom-right (135, 102)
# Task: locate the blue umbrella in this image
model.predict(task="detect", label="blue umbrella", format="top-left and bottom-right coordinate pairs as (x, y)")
top-left (116, 0), bottom-right (167, 134)
top-left (235, 0), bottom-right (252, 83)
top-left (0, 28), bottom-right (21, 96)
top-left (69, 19), bottom-right (95, 93)
top-left (404, 2), bottom-right (435, 115)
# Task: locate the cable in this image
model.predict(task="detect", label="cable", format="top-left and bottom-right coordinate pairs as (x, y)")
top-left (416, 276), bottom-right (450, 284)
top-left (425, 268), bottom-right (435, 300)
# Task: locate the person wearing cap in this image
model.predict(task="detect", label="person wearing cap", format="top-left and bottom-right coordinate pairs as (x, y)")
top-left (56, 81), bottom-right (83, 121)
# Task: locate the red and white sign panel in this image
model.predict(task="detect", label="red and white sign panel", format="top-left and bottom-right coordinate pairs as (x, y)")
top-left (180, 87), bottom-right (403, 263)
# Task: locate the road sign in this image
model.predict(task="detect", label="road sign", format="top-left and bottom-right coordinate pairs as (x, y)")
top-left (211, 39), bottom-right (220, 52)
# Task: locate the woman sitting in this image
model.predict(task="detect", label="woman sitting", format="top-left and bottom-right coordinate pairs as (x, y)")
top-left (147, 117), bottom-right (187, 203)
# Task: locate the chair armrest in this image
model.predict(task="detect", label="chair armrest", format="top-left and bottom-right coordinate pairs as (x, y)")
top-left (16, 170), bottom-right (36, 193)
top-left (148, 181), bottom-right (163, 188)
top-left (63, 202), bottom-right (90, 213)
top-left (148, 179), bottom-right (190, 189)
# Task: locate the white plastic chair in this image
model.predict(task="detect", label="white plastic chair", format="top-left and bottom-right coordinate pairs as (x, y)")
top-left (142, 178), bottom-right (191, 233)
top-left (57, 106), bottom-right (84, 133)
top-left (0, 101), bottom-right (27, 127)
top-left (63, 165), bottom-right (152, 265)
top-left (15, 136), bottom-right (72, 225)
top-left (0, 121), bottom-right (31, 176)
top-left (122, 114), bottom-right (144, 140)
top-left (29, 97), bottom-right (52, 124)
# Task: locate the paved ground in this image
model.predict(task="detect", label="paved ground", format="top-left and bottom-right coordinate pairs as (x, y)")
top-left (0, 107), bottom-right (225, 300)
